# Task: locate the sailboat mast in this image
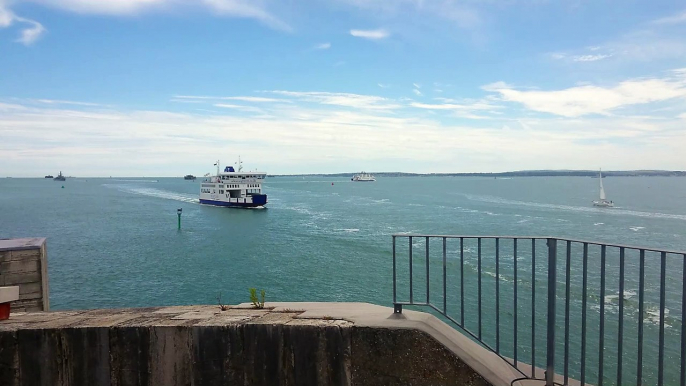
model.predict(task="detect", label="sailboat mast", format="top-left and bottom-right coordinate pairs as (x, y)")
top-left (599, 169), bottom-right (606, 200)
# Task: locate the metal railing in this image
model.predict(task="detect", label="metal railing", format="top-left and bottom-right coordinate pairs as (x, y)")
top-left (392, 235), bottom-right (686, 386)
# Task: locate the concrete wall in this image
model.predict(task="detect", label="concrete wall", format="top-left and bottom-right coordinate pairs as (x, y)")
top-left (0, 238), bottom-right (49, 312)
top-left (0, 304), bottom-right (492, 386)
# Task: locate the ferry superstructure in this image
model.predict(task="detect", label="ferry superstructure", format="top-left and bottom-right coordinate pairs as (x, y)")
top-left (199, 160), bottom-right (267, 208)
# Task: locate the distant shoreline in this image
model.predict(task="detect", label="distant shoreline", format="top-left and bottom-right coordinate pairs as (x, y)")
top-left (4, 170), bottom-right (686, 178)
top-left (270, 170), bottom-right (686, 178)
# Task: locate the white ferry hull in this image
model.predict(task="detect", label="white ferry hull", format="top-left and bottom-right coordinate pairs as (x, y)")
top-left (200, 195), bottom-right (267, 208)
top-left (593, 200), bottom-right (614, 207)
top-left (351, 172), bottom-right (376, 181)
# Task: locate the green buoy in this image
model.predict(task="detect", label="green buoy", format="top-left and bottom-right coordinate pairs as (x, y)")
top-left (61, 185), bottom-right (64, 189)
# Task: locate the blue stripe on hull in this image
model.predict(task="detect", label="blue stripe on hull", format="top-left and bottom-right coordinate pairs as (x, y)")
top-left (200, 198), bottom-right (266, 208)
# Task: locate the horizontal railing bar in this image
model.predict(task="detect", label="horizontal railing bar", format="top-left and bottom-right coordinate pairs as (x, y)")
top-left (392, 234), bottom-right (686, 255)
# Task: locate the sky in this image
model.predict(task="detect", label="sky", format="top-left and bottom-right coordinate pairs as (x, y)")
top-left (1, 0), bottom-right (685, 176)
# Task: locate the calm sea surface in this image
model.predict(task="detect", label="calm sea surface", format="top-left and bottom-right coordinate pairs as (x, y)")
top-left (1, 176), bottom-right (685, 384)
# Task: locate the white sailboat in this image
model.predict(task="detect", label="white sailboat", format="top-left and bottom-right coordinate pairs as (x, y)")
top-left (592, 169), bottom-right (614, 207)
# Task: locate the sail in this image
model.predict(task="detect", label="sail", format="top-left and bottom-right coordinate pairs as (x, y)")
top-left (599, 170), bottom-right (606, 200)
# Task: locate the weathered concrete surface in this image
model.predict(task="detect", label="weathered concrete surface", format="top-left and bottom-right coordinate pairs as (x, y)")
top-left (0, 302), bottom-right (536, 386)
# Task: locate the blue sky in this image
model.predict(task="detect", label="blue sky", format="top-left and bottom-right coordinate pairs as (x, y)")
top-left (1, 0), bottom-right (685, 176)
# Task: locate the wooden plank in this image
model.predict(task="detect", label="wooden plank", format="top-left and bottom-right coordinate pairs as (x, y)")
top-left (40, 244), bottom-right (49, 311)
top-left (12, 299), bottom-right (43, 312)
top-left (2, 272), bottom-right (41, 285)
top-left (0, 260), bottom-right (40, 274)
top-left (7, 250), bottom-right (39, 262)
top-left (19, 291), bottom-right (43, 301)
top-left (18, 282), bottom-right (41, 296)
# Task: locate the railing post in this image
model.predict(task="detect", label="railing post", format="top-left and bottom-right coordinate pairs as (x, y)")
top-left (393, 235), bottom-right (400, 313)
top-left (546, 238), bottom-right (557, 386)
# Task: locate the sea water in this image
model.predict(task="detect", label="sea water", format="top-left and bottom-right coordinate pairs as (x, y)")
top-left (1, 176), bottom-right (685, 384)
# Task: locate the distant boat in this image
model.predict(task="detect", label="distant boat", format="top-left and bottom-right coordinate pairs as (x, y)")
top-left (592, 169), bottom-right (613, 207)
top-left (44, 175), bottom-right (53, 179)
top-left (54, 172), bottom-right (66, 181)
top-left (352, 172), bottom-right (376, 182)
top-left (184, 174), bottom-right (196, 180)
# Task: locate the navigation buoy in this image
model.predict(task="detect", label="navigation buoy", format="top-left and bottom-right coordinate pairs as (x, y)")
top-left (331, 182), bottom-right (334, 186)
top-left (61, 185), bottom-right (64, 189)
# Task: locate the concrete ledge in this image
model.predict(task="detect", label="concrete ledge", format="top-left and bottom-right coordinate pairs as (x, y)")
top-left (0, 302), bottom-right (547, 386)
top-left (0, 286), bottom-right (19, 303)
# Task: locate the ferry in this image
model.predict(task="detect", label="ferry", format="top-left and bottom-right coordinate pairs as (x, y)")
top-left (199, 159), bottom-right (267, 208)
top-left (351, 172), bottom-right (376, 182)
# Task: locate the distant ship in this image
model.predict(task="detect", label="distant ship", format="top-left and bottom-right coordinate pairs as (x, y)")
top-left (44, 175), bottom-right (53, 179)
top-left (53, 172), bottom-right (66, 181)
top-left (351, 172), bottom-right (376, 182)
top-left (184, 175), bottom-right (196, 180)
top-left (199, 158), bottom-right (267, 208)
top-left (592, 169), bottom-right (613, 207)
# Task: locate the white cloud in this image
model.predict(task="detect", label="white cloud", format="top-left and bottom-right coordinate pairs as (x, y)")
top-left (484, 70), bottom-right (686, 117)
top-left (0, 2), bottom-right (46, 45)
top-left (173, 95), bottom-right (285, 103)
top-left (410, 101), bottom-right (496, 111)
top-left (573, 54), bottom-right (612, 62)
top-left (26, 0), bottom-right (168, 15)
top-left (350, 28), bottom-right (389, 40)
top-left (4, 77), bottom-right (686, 176)
top-left (377, 83), bottom-right (390, 88)
top-left (336, 0), bottom-right (480, 29)
top-left (0, 102), bottom-right (28, 111)
top-left (201, 0), bottom-right (291, 31)
top-left (0, 2), bottom-right (13, 27)
top-left (413, 83), bottom-right (421, 89)
top-left (651, 10), bottom-right (686, 25)
top-left (3, 98), bottom-right (685, 176)
top-left (7, 0), bottom-right (290, 34)
top-left (214, 103), bottom-right (262, 112)
top-left (412, 89), bottom-right (422, 96)
top-left (34, 99), bottom-right (101, 106)
top-left (313, 42), bottom-right (331, 50)
top-left (550, 51), bottom-right (613, 63)
top-left (552, 28), bottom-right (686, 65)
top-left (268, 90), bottom-right (400, 110)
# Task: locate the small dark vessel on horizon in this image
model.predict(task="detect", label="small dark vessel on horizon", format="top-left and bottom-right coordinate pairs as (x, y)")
top-left (44, 175), bottom-right (53, 179)
top-left (54, 172), bottom-right (66, 181)
top-left (184, 174), bottom-right (196, 180)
